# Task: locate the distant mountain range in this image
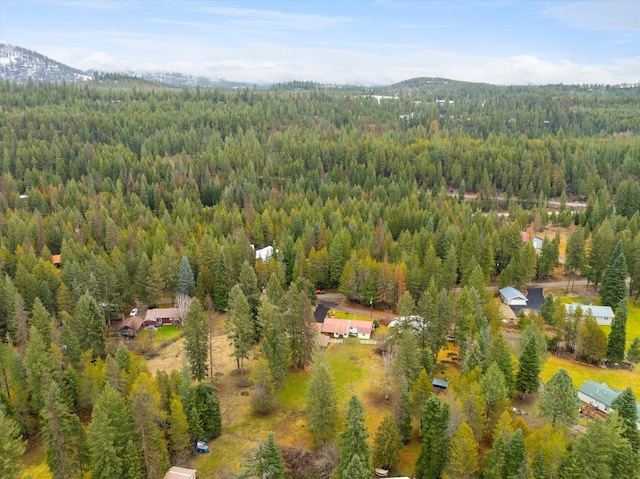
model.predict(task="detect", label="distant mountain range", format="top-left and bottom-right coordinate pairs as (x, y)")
top-left (4, 42), bottom-right (635, 92)
top-left (0, 43), bottom-right (92, 84)
top-left (0, 43), bottom-right (257, 89)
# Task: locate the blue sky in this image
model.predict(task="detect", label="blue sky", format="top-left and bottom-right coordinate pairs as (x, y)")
top-left (1, 0), bottom-right (639, 85)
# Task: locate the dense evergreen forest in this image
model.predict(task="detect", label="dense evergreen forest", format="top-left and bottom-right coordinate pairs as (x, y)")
top-left (1, 77), bottom-right (640, 478)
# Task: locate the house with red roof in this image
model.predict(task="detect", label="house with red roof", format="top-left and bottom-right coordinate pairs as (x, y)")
top-left (321, 317), bottom-right (374, 339)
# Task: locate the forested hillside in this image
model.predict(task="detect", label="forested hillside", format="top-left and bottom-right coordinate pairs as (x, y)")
top-left (2, 78), bottom-right (640, 478)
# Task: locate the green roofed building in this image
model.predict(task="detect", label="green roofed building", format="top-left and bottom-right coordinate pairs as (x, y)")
top-left (577, 380), bottom-right (640, 429)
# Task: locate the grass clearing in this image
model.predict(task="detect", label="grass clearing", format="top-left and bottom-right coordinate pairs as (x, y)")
top-left (541, 355), bottom-right (640, 395)
top-left (139, 324), bottom-right (183, 342)
top-left (21, 436), bottom-right (52, 479)
top-left (329, 309), bottom-right (374, 322)
top-left (547, 292), bottom-right (640, 346)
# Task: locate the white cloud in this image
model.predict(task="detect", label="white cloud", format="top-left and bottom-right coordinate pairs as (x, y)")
top-left (196, 6), bottom-right (353, 31)
top-left (541, 1), bottom-right (640, 32)
top-left (35, 38), bottom-right (640, 86)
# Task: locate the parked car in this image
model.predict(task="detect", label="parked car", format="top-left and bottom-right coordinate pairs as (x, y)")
top-left (129, 308), bottom-right (138, 316)
top-left (196, 441), bottom-right (209, 453)
top-left (315, 289), bottom-right (325, 295)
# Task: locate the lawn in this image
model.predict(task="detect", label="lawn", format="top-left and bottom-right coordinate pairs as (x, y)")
top-left (139, 324), bottom-right (183, 342)
top-left (550, 293), bottom-right (640, 345)
top-left (541, 355), bottom-right (640, 396)
top-left (330, 309), bottom-right (375, 322)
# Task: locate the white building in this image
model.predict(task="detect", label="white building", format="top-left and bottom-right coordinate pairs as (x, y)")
top-left (565, 303), bottom-right (615, 326)
top-left (499, 287), bottom-right (528, 306)
top-left (254, 246), bottom-right (274, 262)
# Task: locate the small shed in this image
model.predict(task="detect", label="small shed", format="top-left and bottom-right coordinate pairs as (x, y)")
top-left (164, 466), bottom-right (197, 479)
top-left (499, 287), bottom-right (528, 306)
top-left (565, 303), bottom-right (614, 326)
top-left (532, 236), bottom-right (544, 250)
top-left (432, 378), bottom-right (450, 390)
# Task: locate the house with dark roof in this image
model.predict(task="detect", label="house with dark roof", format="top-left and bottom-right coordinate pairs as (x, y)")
top-left (499, 287), bottom-right (528, 306)
top-left (118, 315), bottom-right (143, 338)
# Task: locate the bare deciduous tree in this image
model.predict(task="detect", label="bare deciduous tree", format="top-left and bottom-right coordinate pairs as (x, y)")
top-left (175, 294), bottom-right (192, 326)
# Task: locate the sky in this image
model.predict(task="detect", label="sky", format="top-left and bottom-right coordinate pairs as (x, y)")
top-left (1, 0), bottom-right (639, 85)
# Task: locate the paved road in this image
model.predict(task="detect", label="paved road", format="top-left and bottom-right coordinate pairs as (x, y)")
top-left (317, 278), bottom-right (596, 321)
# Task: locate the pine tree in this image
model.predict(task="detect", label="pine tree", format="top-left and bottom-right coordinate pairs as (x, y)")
top-left (612, 387), bottom-right (640, 453)
top-left (259, 298), bottom-right (288, 383)
top-left (396, 290), bottom-right (415, 317)
top-left (607, 299), bottom-right (627, 362)
top-left (565, 227), bottom-right (585, 291)
top-left (238, 261), bottom-right (260, 323)
top-left (442, 422), bottom-right (479, 479)
top-left (184, 298), bottom-right (209, 381)
top-left (306, 353), bottom-right (338, 445)
top-left (241, 431), bottom-right (285, 479)
top-left (394, 375), bottom-right (412, 443)
top-left (480, 361), bottom-right (508, 412)
top-left (284, 279), bottom-right (316, 369)
top-left (73, 292), bottom-right (106, 358)
top-left (373, 415), bottom-right (402, 470)
top-left (30, 297), bottom-right (53, 347)
top-left (250, 358), bottom-right (276, 415)
top-left (129, 372), bottom-right (170, 479)
top-left (167, 394), bottom-right (191, 465)
top-left (338, 395), bottom-right (371, 478)
top-left (341, 453), bottom-right (370, 479)
top-left (601, 247), bottom-right (628, 307)
top-left (135, 252), bottom-right (151, 303)
top-left (87, 385), bottom-right (144, 479)
top-left (415, 396), bottom-right (450, 479)
top-left (189, 383), bottom-right (221, 440)
top-left (395, 330), bottom-right (421, 386)
top-left (25, 325), bottom-right (56, 411)
top-left (482, 433), bottom-right (507, 479)
top-left (226, 285), bottom-right (253, 376)
top-left (627, 337), bottom-right (640, 368)
top-left (41, 381), bottom-right (89, 479)
top-left (176, 255), bottom-right (195, 296)
top-left (566, 412), bottom-right (637, 479)
top-left (504, 428), bottom-right (525, 477)
top-left (0, 407), bottom-right (26, 479)
top-left (410, 369), bottom-right (432, 418)
top-left (515, 336), bottom-right (541, 399)
top-left (213, 250), bottom-right (230, 311)
top-left (537, 368), bottom-right (578, 428)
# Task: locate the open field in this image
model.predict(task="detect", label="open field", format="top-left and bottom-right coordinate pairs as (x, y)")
top-left (191, 323), bottom-right (462, 478)
top-left (541, 355), bottom-right (640, 395)
top-left (546, 290), bottom-right (640, 346)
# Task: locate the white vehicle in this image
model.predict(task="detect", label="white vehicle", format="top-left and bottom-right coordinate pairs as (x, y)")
top-left (129, 308), bottom-right (138, 316)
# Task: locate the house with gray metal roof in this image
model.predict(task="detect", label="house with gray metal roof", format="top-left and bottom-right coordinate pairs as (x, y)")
top-left (565, 303), bottom-right (615, 326)
top-left (577, 380), bottom-right (640, 429)
top-left (499, 287), bottom-right (528, 306)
